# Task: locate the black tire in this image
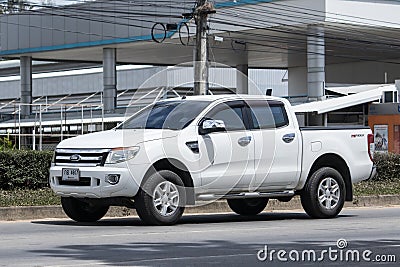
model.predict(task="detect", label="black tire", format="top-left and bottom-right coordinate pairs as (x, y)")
top-left (61, 197), bottom-right (109, 222)
top-left (135, 170), bottom-right (185, 226)
top-left (227, 198), bottom-right (269, 216)
top-left (301, 167), bottom-right (346, 219)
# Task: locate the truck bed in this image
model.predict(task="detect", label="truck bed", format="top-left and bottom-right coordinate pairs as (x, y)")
top-left (300, 126), bottom-right (370, 131)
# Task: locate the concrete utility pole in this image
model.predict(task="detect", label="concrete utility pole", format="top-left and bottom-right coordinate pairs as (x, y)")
top-left (193, 0), bottom-right (214, 95)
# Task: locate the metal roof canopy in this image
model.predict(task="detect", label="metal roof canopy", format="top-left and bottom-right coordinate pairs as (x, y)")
top-left (293, 84), bottom-right (396, 114)
top-left (2, 0), bottom-right (400, 68)
top-left (325, 84), bottom-right (389, 96)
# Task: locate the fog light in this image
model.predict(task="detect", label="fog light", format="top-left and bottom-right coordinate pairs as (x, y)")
top-left (105, 174), bottom-right (120, 185)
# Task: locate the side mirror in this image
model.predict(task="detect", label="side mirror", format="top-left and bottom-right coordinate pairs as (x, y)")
top-left (199, 119), bottom-right (226, 135)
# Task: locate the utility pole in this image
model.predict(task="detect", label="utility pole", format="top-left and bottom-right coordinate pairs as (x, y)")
top-left (193, 0), bottom-right (214, 95)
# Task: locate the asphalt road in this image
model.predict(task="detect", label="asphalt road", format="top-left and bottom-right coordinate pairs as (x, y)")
top-left (0, 207), bottom-right (399, 267)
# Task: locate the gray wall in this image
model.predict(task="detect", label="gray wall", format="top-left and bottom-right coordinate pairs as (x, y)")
top-left (0, 0), bottom-right (188, 52)
top-left (0, 66), bottom-right (288, 100)
top-left (0, 66), bottom-right (165, 99)
top-left (288, 61), bottom-right (400, 98)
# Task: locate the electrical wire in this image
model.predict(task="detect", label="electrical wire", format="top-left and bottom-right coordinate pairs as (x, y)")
top-left (2, 0), bottom-right (400, 66)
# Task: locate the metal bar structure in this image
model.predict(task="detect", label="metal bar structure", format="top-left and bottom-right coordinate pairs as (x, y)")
top-left (32, 128), bottom-right (35, 150)
top-left (39, 104), bottom-right (42, 151)
top-left (101, 92), bottom-right (104, 131)
top-left (60, 104), bottom-right (63, 141)
top-left (1, 101), bottom-right (109, 150)
top-left (90, 106), bottom-right (93, 132)
top-left (18, 104), bottom-right (21, 150)
top-left (81, 105), bottom-right (84, 135)
top-left (33, 105), bottom-right (37, 150)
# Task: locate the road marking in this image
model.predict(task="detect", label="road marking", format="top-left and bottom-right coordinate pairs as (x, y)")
top-left (93, 226), bottom-right (283, 238)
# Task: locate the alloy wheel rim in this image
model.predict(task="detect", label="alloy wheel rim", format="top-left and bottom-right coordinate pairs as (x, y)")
top-left (153, 181), bottom-right (179, 217)
top-left (318, 177), bottom-right (340, 210)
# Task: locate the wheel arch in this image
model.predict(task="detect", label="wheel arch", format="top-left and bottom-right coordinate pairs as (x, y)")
top-left (306, 153), bottom-right (353, 201)
top-left (142, 158), bottom-right (195, 205)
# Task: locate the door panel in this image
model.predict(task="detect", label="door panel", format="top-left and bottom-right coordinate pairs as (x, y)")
top-left (198, 101), bottom-right (255, 192)
top-left (199, 131), bottom-right (254, 191)
top-left (248, 101), bottom-right (300, 190)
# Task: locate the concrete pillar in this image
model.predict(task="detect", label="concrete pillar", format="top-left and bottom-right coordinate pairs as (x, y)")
top-left (307, 25), bottom-right (325, 126)
top-left (307, 25), bottom-right (325, 101)
top-left (20, 56), bottom-right (32, 117)
top-left (395, 79), bottom-right (400, 97)
top-left (236, 64), bottom-right (248, 94)
top-left (103, 48), bottom-right (117, 112)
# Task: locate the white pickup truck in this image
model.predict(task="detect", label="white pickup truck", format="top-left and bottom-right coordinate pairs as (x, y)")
top-left (50, 95), bottom-right (376, 225)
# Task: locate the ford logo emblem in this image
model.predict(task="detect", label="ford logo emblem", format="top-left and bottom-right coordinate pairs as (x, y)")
top-left (70, 154), bottom-right (81, 162)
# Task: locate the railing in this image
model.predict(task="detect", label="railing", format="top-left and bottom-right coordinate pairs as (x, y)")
top-left (0, 87), bottom-right (181, 151)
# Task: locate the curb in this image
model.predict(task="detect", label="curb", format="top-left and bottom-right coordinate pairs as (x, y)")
top-left (1, 195), bottom-right (400, 221)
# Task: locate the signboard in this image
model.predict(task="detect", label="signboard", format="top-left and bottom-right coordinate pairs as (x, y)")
top-left (374, 125), bottom-right (388, 152)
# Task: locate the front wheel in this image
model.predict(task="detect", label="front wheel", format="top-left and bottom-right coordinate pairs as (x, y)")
top-left (135, 170), bottom-right (185, 226)
top-left (301, 167), bottom-right (346, 219)
top-left (227, 198), bottom-right (269, 216)
top-left (61, 197), bottom-right (109, 222)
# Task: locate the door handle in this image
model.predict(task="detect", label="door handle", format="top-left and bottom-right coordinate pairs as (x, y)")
top-left (282, 133), bottom-right (295, 143)
top-left (238, 136), bottom-right (252, 147)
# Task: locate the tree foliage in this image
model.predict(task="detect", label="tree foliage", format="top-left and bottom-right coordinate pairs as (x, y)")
top-left (0, 0), bottom-right (32, 14)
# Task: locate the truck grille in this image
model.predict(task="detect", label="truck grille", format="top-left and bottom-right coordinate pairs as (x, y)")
top-left (58, 177), bottom-right (92, 186)
top-left (54, 149), bottom-right (110, 167)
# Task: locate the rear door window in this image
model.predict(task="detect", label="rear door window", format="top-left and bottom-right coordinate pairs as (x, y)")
top-left (248, 100), bottom-right (289, 129)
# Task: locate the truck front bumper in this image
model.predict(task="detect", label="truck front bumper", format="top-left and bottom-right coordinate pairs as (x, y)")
top-left (49, 165), bottom-right (140, 198)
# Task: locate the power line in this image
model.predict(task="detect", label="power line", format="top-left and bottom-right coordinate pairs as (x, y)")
top-left (2, 0), bottom-right (400, 66)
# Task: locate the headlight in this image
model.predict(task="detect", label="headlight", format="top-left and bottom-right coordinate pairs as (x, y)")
top-left (105, 146), bottom-right (140, 164)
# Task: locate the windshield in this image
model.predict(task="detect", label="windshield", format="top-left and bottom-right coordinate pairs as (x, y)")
top-left (118, 100), bottom-right (211, 130)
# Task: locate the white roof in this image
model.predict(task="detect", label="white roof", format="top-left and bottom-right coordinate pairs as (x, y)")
top-left (0, 64), bottom-right (152, 82)
top-left (326, 84), bottom-right (388, 96)
top-left (293, 84), bottom-right (396, 114)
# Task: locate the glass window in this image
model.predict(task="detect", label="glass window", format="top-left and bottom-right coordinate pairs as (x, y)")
top-left (207, 104), bottom-right (245, 131)
top-left (249, 101), bottom-right (289, 129)
top-left (119, 100), bottom-right (210, 130)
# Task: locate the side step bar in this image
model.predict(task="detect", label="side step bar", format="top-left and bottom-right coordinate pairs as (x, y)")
top-left (197, 190), bottom-right (295, 201)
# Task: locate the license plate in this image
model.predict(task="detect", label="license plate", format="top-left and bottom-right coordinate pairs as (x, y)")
top-left (62, 168), bottom-right (80, 182)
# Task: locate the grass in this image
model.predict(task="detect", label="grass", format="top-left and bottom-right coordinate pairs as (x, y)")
top-left (0, 188), bottom-right (60, 207)
top-left (354, 179), bottom-right (400, 196)
top-left (0, 179), bottom-right (399, 207)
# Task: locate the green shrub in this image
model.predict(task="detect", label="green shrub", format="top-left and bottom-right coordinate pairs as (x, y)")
top-left (0, 150), bottom-right (398, 190)
top-left (373, 153), bottom-right (400, 181)
top-left (0, 150), bottom-right (53, 190)
top-left (0, 136), bottom-right (15, 150)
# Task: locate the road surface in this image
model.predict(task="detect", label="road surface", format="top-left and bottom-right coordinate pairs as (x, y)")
top-left (0, 207), bottom-right (399, 266)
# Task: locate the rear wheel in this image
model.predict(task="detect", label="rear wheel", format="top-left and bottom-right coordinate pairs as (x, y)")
top-left (61, 197), bottom-right (109, 222)
top-left (135, 170), bottom-right (185, 226)
top-left (227, 198), bottom-right (269, 216)
top-left (301, 167), bottom-right (346, 219)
